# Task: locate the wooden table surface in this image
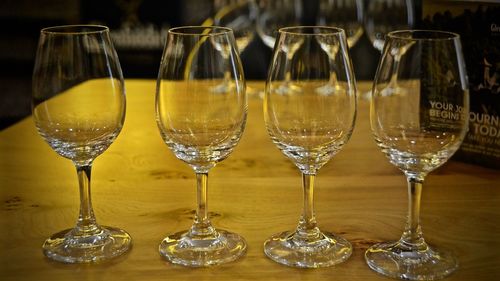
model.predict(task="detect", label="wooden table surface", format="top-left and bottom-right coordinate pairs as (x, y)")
top-left (1, 80), bottom-right (499, 281)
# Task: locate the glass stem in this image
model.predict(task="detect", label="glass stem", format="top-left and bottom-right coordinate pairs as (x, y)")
top-left (388, 55), bottom-right (401, 88)
top-left (190, 172), bottom-right (216, 237)
top-left (224, 69), bottom-right (232, 82)
top-left (328, 68), bottom-right (339, 89)
top-left (296, 173), bottom-right (321, 241)
top-left (284, 51), bottom-right (297, 85)
top-left (400, 175), bottom-right (427, 250)
top-left (285, 71), bottom-right (292, 84)
top-left (328, 53), bottom-right (340, 89)
top-left (75, 164), bottom-right (101, 235)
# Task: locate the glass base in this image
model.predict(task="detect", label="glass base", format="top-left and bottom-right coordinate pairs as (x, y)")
top-left (380, 84), bottom-right (408, 97)
top-left (263, 230), bottom-right (352, 268)
top-left (42, 226), bottom-right (132, 263)
top-left (315, 83), bottom-right (346, 96)
top-left (274, 82), bottom-right (302, 96)
top-left (365, 241), bottom-right (458, 280)
top-left (211, 82), bottom-right (235, 94)
top-left (159, 229), bottom-right (247, 267)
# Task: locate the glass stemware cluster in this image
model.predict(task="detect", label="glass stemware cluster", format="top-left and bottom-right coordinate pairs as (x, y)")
top-left (32, 22), bottom-right (468, 281)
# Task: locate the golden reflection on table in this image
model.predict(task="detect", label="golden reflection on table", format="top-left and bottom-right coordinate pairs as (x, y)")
top-left (0, 80), bottom-right (499, 281)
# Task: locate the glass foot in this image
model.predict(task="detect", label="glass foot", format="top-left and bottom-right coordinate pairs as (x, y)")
top-left (380, 84), bottom-right (408, 97)
top-left (211, 81), bottom-right (236, 94)
top-left (42, 226), bottom-right (132, 263)
top-left (365, 241), bottom-right (458, 280)
top-left (274, 83), bottom-right (302, 95)
top-left (315, 84), bottom-right (346, 96)
top-left (159, 229), bottom-right (247, 267)
top-left (263, 230), bottom-right (352, 268)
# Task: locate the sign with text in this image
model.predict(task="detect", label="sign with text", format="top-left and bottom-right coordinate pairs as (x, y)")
top-left (422, 0), bottom-right (500, 168)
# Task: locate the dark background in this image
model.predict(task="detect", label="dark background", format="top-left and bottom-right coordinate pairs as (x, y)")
top-left (0, 0), bottom-right (421, 130)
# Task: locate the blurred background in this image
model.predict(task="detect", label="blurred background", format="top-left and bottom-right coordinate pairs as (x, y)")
top-left (0, 0), bottom-right (423, 129)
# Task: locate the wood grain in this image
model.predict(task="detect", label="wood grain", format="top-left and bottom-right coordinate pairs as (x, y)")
top-left (1, 80), bottom-right (499, 281)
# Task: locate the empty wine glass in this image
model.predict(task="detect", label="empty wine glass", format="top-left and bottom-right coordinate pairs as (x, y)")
top-left (213, 0), bottom-right (258, 94)
top-left (316, 0), bottom-right (364, 96)
top-left (32, 25), bottom-right (131, 263)
top-left (366, 30), bottom-right (469, 280)
top-left (317, 0), bottom-right (364, 49)
top-left (156, 26), bottom-right (247, 267)
top-left (263, 26), bottom-right (357, 268)
top-left (256, 0), bottom-right (303, 49)
top-left (364, 0), bottom-right (414, 52)
top-left (363, 0), bottom-right (414, 99)
top-left (213, 0), bottom-right (258, 53)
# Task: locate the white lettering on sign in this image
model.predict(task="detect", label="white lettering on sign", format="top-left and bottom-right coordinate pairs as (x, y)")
top-left (470, 112), bottom-right (500, 126)
top-left (429, 101), bottom-right (467, 121)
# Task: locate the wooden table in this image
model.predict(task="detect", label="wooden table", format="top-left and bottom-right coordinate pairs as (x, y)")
top-left (1, 80), bottom-right (499, 281)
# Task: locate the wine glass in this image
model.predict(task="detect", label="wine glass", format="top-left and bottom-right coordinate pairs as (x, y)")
top-left (363, 0), bottom-right (414, 99)
top-left (364, 0), bottom-right (414, 52)
top-left (156, 26), bottom-right (247, 267)
top-left (212, 0), bottom-right (258, 94)
top-left (263, 26), bottom-right (357, 268)
top-left (316, 0), bottom-right (364, 96)
top-left (32, 25), bottom-right (131, 263)
top-left (317, 0), bottom-right (364, 49)
top-left (366, 30), bottom-right (469, 280)
top-left (213, 0), bottom-right (258, 53)
top-left (256, 0), bottom-right (303, 49)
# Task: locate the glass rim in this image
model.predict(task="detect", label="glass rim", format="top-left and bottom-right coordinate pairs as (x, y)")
top-left (278, 26), bottom-right (345, 36)
top-left (41, 24), bottom-right (109, 35)
top-left (387, 29), bottom-right (460, 41)
top-left (168, 26), bottom-right (233, 36)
